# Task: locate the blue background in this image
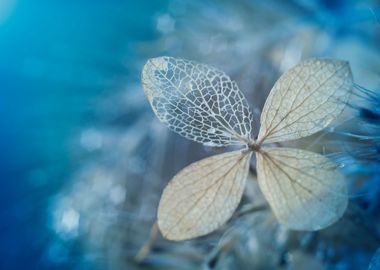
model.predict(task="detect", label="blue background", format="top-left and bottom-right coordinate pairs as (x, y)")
top-left (0, 1), bottom-right (166, 268)
top-left (1, 1), bottom-right (380, 269)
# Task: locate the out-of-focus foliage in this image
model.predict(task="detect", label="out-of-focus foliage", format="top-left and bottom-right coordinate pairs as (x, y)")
top-left (2, 0), bottom-right (380, 269)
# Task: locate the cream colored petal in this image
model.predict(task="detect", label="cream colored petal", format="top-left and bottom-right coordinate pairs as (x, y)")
top-left (142, 56), bottom-right (253, 147)
top-left (158, 150), bottom-right (252, 240)
top-left (256, 147), bottom-right (347, 230)
top-left (258, 59), bottom-right (353, 144)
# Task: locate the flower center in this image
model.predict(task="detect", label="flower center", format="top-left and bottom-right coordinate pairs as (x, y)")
top-left (247, 141), bottom-right (261, 152)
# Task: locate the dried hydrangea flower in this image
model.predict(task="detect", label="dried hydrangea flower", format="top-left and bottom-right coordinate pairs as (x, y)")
top-left (142, 56), bottom-right (353, 240)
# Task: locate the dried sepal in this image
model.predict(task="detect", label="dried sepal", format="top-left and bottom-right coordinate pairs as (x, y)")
top-left (157, 151), bottom-right (251, 240)
top-left (256, 147), bottom-right (348, 230)
top-left (142, 57), bottom-right (253, 147)
top-left (258, 59), bottom-right (353, 144)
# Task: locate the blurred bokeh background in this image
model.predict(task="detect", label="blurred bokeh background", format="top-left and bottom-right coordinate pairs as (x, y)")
top-left (1, 0), bottom-right (380, 269)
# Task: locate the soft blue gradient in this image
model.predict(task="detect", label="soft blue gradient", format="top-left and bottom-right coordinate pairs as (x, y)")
top-left (0, 1), bottom-right (166, 268)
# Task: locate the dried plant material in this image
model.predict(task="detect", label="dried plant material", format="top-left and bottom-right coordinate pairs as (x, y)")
top-left (142, 57), bottom-right (353, 240)
top-left (256, 147), bottom-right (347, 230)
top-left (142, 57), bottom-right (253, 146)
top-left (135, 222), bottom-right (159, 262)
top-left (258, 59), bottom-right (353, 144)
top-left (157, 151), bottom-right (251, 240)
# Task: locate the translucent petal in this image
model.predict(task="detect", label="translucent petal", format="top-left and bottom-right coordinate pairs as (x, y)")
top-left (256, 147), bottom-right (347, 230)
top-left (157, 150), bottom-right (252, 240)
top-left (142, 56), bottom-right (253, 146)
top-left (258, 59), bottom-right (353, 144)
